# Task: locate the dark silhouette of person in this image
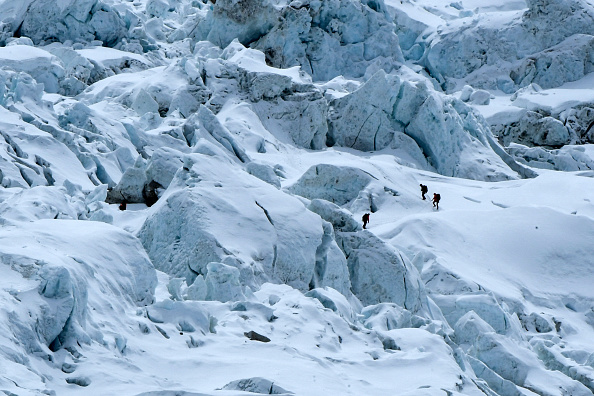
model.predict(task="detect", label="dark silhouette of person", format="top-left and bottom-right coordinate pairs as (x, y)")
top-left (362, 213), bottom-right (370, 229)
top-left (420, 184), bottom-right (428, 200)
top-left (119, 200), bottom-right (127, 211)
top-left (432, 193), bottom-right (440, 210)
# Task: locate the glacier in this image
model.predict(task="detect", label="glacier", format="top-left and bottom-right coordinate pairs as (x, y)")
top-left (0, 0), bottom-right (594, 395)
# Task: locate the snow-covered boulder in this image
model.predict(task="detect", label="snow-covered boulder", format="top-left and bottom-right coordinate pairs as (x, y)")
top-left (288, 164), bottom-right (375, 205)
top-left (469, 90), bottom-right (491, 106)
top-left (459, 85), bottom-right (474, 102)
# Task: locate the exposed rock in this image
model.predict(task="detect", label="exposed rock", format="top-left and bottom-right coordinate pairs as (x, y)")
top-left (223, 377), bottom-right (291, 394)
top-left (243, 331), bottom-right (271, 343)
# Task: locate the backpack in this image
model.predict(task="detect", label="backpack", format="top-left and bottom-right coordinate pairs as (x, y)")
top-left (421, 185), bottom-right (428, 193)
top-left (434, 194), bottom-right (440, 202)
top-left (362, 213), bottom-right (369, 221)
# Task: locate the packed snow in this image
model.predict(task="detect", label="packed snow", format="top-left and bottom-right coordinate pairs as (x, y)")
top-left (1, 0), bottom-right (594, 395)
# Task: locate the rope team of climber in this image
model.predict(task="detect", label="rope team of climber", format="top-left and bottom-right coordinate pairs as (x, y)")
top-left (361, 183), bottom-right (441, 229)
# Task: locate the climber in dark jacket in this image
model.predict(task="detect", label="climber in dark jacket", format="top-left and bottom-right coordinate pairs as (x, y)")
top-left (362, 213), bottom-right (370, 229)
top-left (420, 184), bottom-right (428, 200)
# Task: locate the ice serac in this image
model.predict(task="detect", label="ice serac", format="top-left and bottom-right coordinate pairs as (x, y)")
top-left (138, 154), bottom-right (349, 293)
top-left (507, 144), bottom-right (594, 171)
top-left (328, 70), bottom-right (402, 151)
top-left (205, 262), bottom-right (248, 303)
top-left (307, 198), bottom-right (361, 233)
top-left (422, 0), bottom-right (594, 92)
top-left (336, 230), bottom-right (425, 310)
top-left (1, 0), bottom-right (128, 46)
top-left (190, 0), bottom-right (403, 81)
top-left (326, 70), bottom-right (519, 180)
top-left (404, 86), bottom-right (518, 180)
top-left (0, 46), bottom-right (64, 93)
top-left (215, 43), bottom-right (328, 150)
top-left (222, 377), bottom-right (292, 394)
top-left (110, 147), bottom-right (184, 204)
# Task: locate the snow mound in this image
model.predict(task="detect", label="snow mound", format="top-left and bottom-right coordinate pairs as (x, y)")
top-left (0, 219), bottom-right (156, 360)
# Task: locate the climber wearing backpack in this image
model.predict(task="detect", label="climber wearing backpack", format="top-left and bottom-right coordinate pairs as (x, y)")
top-left (420, 184), bottom-right (428, 200)
top-left (362, 213), bottom-right (370, 229)
top-left (432, 193), bottom-right (440, 210)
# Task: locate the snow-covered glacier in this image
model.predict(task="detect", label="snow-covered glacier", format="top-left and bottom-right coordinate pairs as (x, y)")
top-left (1, 0), bottom-right (594, 395)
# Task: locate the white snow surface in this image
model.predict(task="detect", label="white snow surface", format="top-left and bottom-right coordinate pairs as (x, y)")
top-left (0, 0), bottom-right (594, 395)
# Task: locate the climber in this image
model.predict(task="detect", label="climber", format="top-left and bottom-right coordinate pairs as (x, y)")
top-left (362, 213), bottom-right (370, 229)
top-left (420, 184), bottom-right (428, 200)
top-left (432, 193), bottom-right (440, 210)
top-left (119, 200), bottom-right (127, 211)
